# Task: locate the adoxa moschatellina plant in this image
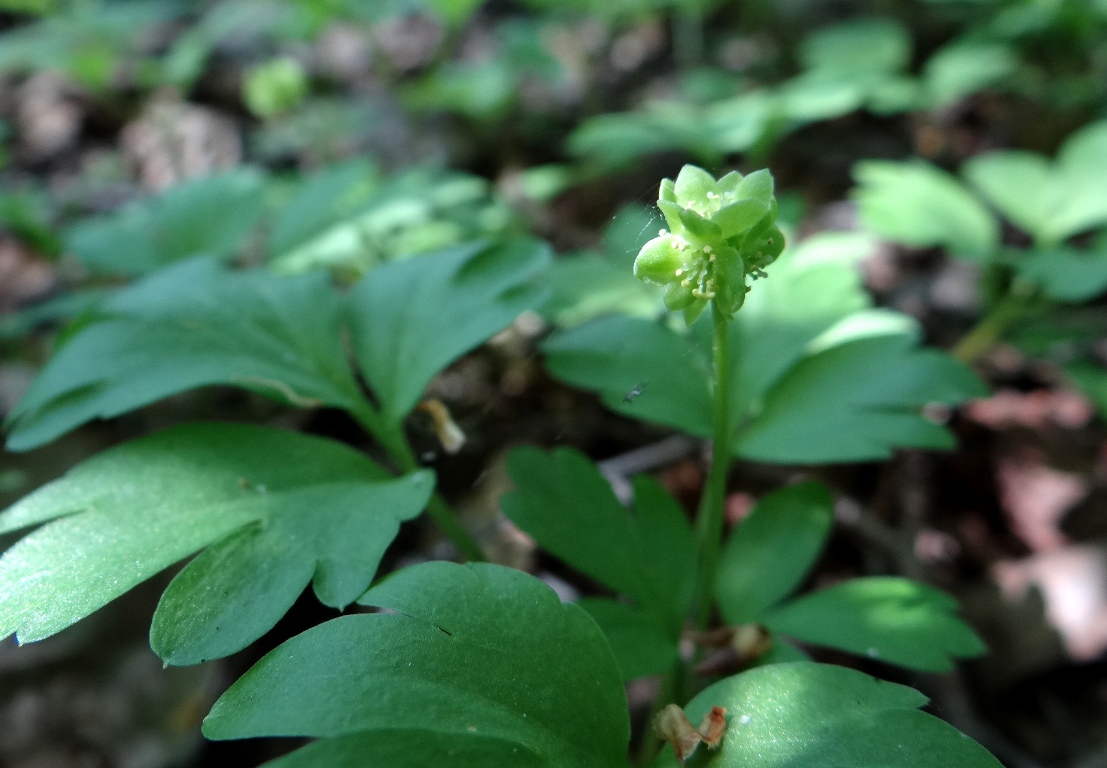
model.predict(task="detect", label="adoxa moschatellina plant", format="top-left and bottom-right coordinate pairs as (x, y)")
top-left (636, 165), bottom-right (784, 628)
top-left (0, 165), bottom-right (1001, 768)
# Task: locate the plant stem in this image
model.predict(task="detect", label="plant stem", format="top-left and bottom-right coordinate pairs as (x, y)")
top-left (952, 283), bottom-right (1035, 365)
top-left (350, 402), bottom-right (486, 563)
top-left (693, 301), bottom-right (732, 630)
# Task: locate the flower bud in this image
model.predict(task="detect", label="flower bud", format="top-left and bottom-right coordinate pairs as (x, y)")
top-left (633, 236), bottom-right (684, 285)
top-left (664, 281), bottom-right (697, 310)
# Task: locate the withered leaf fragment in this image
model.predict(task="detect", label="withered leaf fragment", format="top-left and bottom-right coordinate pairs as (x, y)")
top-left (654, 703), bottom-right (728, 764)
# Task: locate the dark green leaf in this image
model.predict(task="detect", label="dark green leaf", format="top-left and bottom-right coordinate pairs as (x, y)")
top-left (737, 333), bottom-right (987, 463)
top-left (348, 239), bottom-right (550, 420)
top-left (1015, 247), bottom-right (1107, 301)
top-left (65, 169), bottom-right (265, 275)
top-left (203, 562), bottom-right (629, 768)
top-left (579, 598), bottom-right (679, 681)
top-left (503, 448), bottom-right (695, 628)
top-left (5, 259), bottom-right (361, 451)
top-left (650, 662), bottom-right (1001, 768)
top-left (543, 315), bottom-right (713, 437)
top-left (0, 424), bottom-right (432, 660)
top-left (716, 482), bottom-right (833, 624)
top-left (763, 577), bottom-right (986, 672)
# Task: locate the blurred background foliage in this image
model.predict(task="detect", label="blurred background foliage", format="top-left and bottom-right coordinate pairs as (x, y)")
top-left (2, 0), bottom-right (1107, 766)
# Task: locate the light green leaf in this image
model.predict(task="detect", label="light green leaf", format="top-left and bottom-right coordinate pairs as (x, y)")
top-left (716, 482), bottom-right (833, 625)
top-left (579, 598), bottom-right (679, 681)
top-left (502, 448), bottom-right (696, 629)
top-left (965, 122), bottom-right (1107, 244)
top-left (267, 159), bottom-right (378, 258)
top-left (5, 258), bottom-right (361, 452)
top-left (65, 169), bottom-right (265, 275)
top-left (347, 239), bottom-right (550, 420)
top-left (923, 42), bottom-right (1016, 107)
top-left (0, 424), bottom-right (433, 659)
top-left (737, 333), bottom-right (987, 463)
top-left (203, 562), bottom-right (629, 768)
top-left (801, 19), bottom-right (911, 77)
top-left (962, 151), bottom-right (1054, 241)
top-left (764, 578), bottom-right (985, 672)
top-left (650, 662), bottom-right (1001, 768)
top-left (853, 160), bottom-right (999, 259)
top-left (729, 233), bottom-right (877, 417)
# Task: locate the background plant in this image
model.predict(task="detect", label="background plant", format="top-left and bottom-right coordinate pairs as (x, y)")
top-left (3, 0), bottom-right (1107, 765)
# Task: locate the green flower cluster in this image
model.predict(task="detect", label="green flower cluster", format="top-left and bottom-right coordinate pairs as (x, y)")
top-left (633, 165), bottom-right (784, 322)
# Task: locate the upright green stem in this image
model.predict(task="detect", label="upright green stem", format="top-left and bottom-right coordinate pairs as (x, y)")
top-left (694, 301), bottom-right (732, 629)
top-left (952, 280), bottom-right (1038, 365)
top-left (350, 401), bottom-right (486, 563)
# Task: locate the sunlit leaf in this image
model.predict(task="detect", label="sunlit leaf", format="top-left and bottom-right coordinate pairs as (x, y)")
top-left (203, 562), bottom-right (629, 768)
top-left (0, 424), bottom-right (432, 662)
top-left (716, 482), bottom-right (833, 624)
top-left (5, 258), bottom-right (361, 451)
top-left (650, 662), bottom-right (1001, 767)
top-left (762, 577), bottom-right (986, 672)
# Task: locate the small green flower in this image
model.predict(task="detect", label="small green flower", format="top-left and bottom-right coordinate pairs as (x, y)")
top-left (634, 165), bottom-right (783, 322)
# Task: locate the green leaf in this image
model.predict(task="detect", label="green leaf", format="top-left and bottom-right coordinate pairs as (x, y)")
top-left (650, 662), bottom-right (1001, 768)
top-left (922, 42), bottom-right (1016, 107)
top-left (737, 333), bottom-right (987, 463)
top-left (579, 598), bottom-right (679, 681)
top-left (65, 169), bottom-right (265, 275)
top-left (763, 577), bottom-right (986, 672)
top-left (853, 160), bottom-right (999, 259)
top-left (962, 151), bottom-right (1054, 242)
top-left (728, 233), bottom-right (879, 417)
top-left (203, 562), bottom-right (629, 768)
top-left (1015, 247), bottom-right (1107, 301)
top-left (545, 235), bottom-right (980, 464)
top-left (347, 239), bottom-right (550, 420)
top-left (801, 19), bottom-right (911, 77)
top-left (964, 121), bottom-right (1107, 244)
top-left (267, 159), bottom-right (378, 258)
top-left (716, 482), bottom-right (833, 625)
top-left (5, 258), bottom-right (362, 451)
top-left (502, 448), bottom-right (696, 629)
top-left (0, 424), bottom-right (433, 659)
top-left (542, 315), bottom-right (714, 437)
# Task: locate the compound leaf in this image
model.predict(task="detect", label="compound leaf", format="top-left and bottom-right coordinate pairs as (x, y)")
top-left (5, 258), bottom-right (362, 451)
top-left (0, 423), bottom-right (433, 661)
top-left (762, 577), bottom-right (986, 672)
top-left (503, 448), bottom-right (696, 630)
top-left (716, 482), bottom-right (833, 625)
top-left (650, 662), bottom-right (1001, 768)
top-left (348, 239), bottom-right (551, 420)
top-left (736, 333), bottom-right (987, 463)
top-left (203, 562), bottom-right (629, 768)
top-left (544, 237), bottom-right (982, 464)
top-left (65, 169), bottom-right (265, 275)
top-left (853, 160), bottom-right (998, 259)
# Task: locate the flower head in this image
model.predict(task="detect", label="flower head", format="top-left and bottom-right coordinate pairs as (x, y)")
top-left (634, 165), bottom-right (784, 322)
